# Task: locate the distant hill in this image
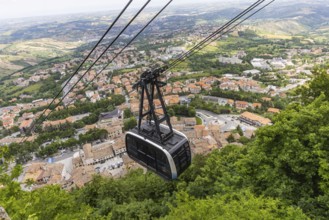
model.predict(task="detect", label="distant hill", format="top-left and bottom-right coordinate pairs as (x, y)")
top-left (0, 0), bottom-right (328, 77)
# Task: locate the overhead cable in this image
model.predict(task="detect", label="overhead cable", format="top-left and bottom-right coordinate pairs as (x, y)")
top-left (168, 0), bottom-right (275, 70)
top-left (83, 0), bottom-right (173, 91)
top-left (167, 0), bottom-right (266, 69)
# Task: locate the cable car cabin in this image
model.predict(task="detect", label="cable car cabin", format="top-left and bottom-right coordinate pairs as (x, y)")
top-left (126, 124), bottom-right (191, 180)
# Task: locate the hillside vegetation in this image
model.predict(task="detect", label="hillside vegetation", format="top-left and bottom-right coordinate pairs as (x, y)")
top-left (1, 67), bottom-right (329, 219)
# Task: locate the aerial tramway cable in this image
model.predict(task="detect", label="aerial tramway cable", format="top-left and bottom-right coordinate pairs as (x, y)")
top-left (166, 0), bottom-right (267, 70)
top-left (167, 0), bottom-right (275, 71)
top-left (20, 0), bottom-right (169, 143)
top-left (21, 0), bottom-right (274, 147)
top-left (19, 1), bottom-right (133, 143)
top-left (83, 0), bottom-right (173, 94)
top-left (125, 0), bottom-right (276, 180)
top-left (126, 0), bottom-right (274, 94)
top-left (20, 0), bottom-right (147, 143)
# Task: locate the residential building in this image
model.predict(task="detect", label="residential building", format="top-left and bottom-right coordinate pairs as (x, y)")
top-left (239, 111), bottom-right (272, 127)
top-left (100, 125), bottom-right (123, 139)
top-left (235, 101), bottom-right (249, 109)
top-left (81, 142), bottom-right (115, 165)
top-left (194, 125), bottom-right (208, 138)
top-left (72, 156), bottom-right (83, 168)
top-left (68, 165), bottom-right (95, 188)
top-left (220, 82), bottom-right (239, 92)
top-left (2, 116), bottom-right (14, 129)
top-left (112, 138), bottom-right (126, 156)
top-left (164, 95), bottom-right (180, 105)
top-left (90, 93), bottom-right (101, 103)
top-left (251, 58), bottom-right (272, 70)
top-left (218, 56), bottom-right (243, 64)
top-left (187, 84), bottom-right (201, 94)
top-left (23, 163), bottom-right (65, 185)
top-left (184, 117), bottom-right (197, 129)
top-left (98, 109), bottom-right (122, 125)
top-left (262, 97), bottom-right (272, 102)
top-left (85, 91), bottom-right (95, 99)
top-left (252, 103), bottom-right (262, 109)
top-left (19, 118), bottom-right (34, 134)
top-left (43, 117), bottom-right (73, 130)
top-left (267, 108), bottom-right (280, 114)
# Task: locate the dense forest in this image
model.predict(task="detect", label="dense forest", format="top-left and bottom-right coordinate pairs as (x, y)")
top-left (1, 67), bottom-right (329, 219)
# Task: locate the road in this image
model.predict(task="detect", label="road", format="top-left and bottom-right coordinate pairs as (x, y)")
top-left (53, 149), bottom-right (80, 163)
top-left (276, 79), bottom-right (309, 93)
top-left (125, 94), bottom-right (130, 108)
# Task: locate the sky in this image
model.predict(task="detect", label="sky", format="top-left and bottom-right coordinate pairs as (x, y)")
top-left (0, 0), bottom-right (236, 20)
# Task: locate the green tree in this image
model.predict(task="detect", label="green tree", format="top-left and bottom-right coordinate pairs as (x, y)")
top-left (124, 108), bottom-right (133, 119)
top-left (73, 120), bottom-right (85, 129)
top-left (124, 117), bottom-right (137, 131)
top-left (167, 108), bottom-right (175, 117)
top-left (298, 67), bottom-right (329, 104)
top-left (236, 125), bottom-right (243, 136)
top-left (186, 145), bottom-right (246, 198)
top-left (226, 134), bottom-right (235, 143)
top-left (241, 94), bottom-right (329, 218)
top-left (163, 191), bottom-right (308, 220)
top-left (238, 136), bottom-right (250, 145)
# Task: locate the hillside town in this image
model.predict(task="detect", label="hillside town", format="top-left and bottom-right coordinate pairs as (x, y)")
top-left (1, 22), bottom-right (329, 191)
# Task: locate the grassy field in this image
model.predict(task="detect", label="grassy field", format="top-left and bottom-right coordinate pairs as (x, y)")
top-left (196, 116), bottom-right (203, 125)
top-left (260, 34), bottom-right (293, 40)
top-left (1, 82), bottom-right (43, 99)
top-left (19, 83), bottom-right (42, 94)
top-left (250, 20), bottom-right (308, 39)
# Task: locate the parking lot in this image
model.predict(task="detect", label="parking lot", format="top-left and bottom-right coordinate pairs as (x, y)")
top-left (95, 155), bottom-right (124, 176)
top-left (196, 109), bottom-right (257, 134)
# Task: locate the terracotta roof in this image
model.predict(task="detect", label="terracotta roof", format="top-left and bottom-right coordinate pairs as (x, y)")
top-left (267, 108), bottom-right (280, 113)
top-left (184, 117), bottom-right (196, 125)
top-left (73, 156), bottom-right (83, 166)
top-left (24, 163), bottom-right (64, 184)
top-left (153, 99), bottom-right (161, 107)
top-left (112, 139), bottom-right (125, 151)
top-left (20, 118), bottom-right (33, 129)
top-left (208, 124), bottom-right (220, 131)
top-left (93, 147), bottom-right (114, 160)
top-left (83, 142), bottom-right (114, 161)
top-left (252, 103), bottom-right (262, 108)
top-left (240, 111), bottom-right (271, 125)
top-left (194, 125), bottom-right (206, 130)
top-left (83, 144), bottom-right (93, 160)
top-left (43, 117), bottom-right (73, 128)
top-left (262, 97), bottom-right (272, 102)
top-left (84, 124), bottom-right (96, 130)
top-left (70, 165), bottom-right (94, 188)
top-left (236, 101), bottom-right (248, 105)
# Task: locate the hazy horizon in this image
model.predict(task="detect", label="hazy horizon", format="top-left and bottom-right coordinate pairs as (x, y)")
top-left (0, 0), bottom-right (326, 22)
top-left (0, 0), bottom-right (273, 21)
top-left (0, 0), bottom-right (304, 20)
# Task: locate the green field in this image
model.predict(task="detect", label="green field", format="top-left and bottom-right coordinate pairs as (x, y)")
top-left (0, 38), bottom-right (83, 77)
top-left (196, 116), bottom-right (203, 125)
top-left (14, 83), bottom-right (42, 96)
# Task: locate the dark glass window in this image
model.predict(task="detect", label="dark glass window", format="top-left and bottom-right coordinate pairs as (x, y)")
top-left (172, 141), bottom-right (191, 175)
top-left (126, 135), bottom-right (138, 157)
top-left (154, 148), bottom-right (171, 177)
top-left (126, 134), bottom-right (171, 179)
